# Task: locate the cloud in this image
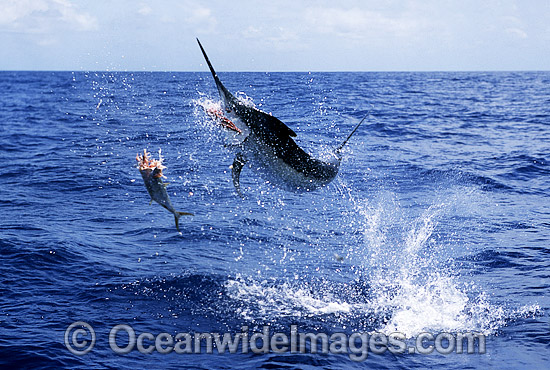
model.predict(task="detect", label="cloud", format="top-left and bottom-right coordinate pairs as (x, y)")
top-left (138, 4), bottom-right (153, 16)
top-left (506, 27), bottom-right (528, 39)
top-left (185, 3), bottom-right (216, 32)
top-left (0, 0), bottom-right (98, 32)
top-left (147, 1), bottom-right (215, 32)
top-left (500, 15), bottom-right (527, 40)
top-left (54, 0), bottom-right (97, 31)
top-left (242, 26), bottom-right (262, 39)
top-left (304, 6), bottom-right (424, 40)
top-left (0, 0), bottom-right (49, 26)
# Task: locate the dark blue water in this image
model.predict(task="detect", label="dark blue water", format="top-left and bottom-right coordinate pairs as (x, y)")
top-left (0, 71), bottom-right (548, 369)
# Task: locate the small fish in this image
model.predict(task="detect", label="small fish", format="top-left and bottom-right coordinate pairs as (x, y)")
top-left (136, 149), bottom-right (193, 231)
top-left (205, 106), bottom-right (242, 133)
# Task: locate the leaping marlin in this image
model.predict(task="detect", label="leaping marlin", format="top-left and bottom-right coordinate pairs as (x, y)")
top-left (197, 38), bottom-right (367, 196)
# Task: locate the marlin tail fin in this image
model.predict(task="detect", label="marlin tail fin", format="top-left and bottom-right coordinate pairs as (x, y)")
top-left (336, 109), bottom-right (372, 154)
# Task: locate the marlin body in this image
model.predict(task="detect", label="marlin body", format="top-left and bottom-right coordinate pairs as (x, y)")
top-left (197, 38), bottom-right (366, 196)
top-left (136, 150), bottom-right (193, 230)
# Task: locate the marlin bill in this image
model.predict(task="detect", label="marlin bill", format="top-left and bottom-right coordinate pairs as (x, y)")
top-left (197, 38), bottom-right (368, 196)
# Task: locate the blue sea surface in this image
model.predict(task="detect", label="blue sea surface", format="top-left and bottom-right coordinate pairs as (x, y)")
top-left (0, 71), bottom-right (548, 369)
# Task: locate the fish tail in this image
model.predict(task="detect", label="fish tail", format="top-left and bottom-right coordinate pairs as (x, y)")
top-left (336, 107), bottom-right (373, 154)
top-left (174, 211), bottom-right (194, 231)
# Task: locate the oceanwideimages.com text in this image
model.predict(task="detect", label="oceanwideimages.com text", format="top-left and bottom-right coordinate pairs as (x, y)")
top-left (65, 322), bottom-right (486, 361)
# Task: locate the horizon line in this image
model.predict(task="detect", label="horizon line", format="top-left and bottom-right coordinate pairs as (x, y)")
top-left (1, 69), bottom-right (549, 73)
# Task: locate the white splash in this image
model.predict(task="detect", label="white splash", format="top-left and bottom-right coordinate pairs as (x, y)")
top-left (353, 189), bottom-right (542, 337)
top-left (218, 154), bottom-right (543, 338)
top-left (225, 275), bottom-right (351, 320)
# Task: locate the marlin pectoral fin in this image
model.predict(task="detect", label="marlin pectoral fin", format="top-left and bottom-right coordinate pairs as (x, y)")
top-left (149, 199), bottom-right (153, 205)
top-left (231, 153), bottom-right (246, 197)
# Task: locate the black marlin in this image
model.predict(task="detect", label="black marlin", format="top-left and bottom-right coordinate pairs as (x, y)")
top-left (197, 38), bottom-right (367, 196)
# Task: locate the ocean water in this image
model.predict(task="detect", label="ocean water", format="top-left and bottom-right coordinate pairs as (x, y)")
top-left (0, 70), bottom-right (548, 369)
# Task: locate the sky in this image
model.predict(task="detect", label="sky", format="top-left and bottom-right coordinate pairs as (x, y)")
top-left (0, 0), bottom-right (549, 71)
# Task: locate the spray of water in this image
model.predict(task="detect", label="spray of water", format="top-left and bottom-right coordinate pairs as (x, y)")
top-left (190, 92), bottom-right (541, 337)
top-left (223, 180), bottom-right (541, 337)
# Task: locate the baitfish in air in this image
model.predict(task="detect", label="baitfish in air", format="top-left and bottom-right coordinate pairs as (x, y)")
top-left (136, 149), bottom-right (193, 230)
